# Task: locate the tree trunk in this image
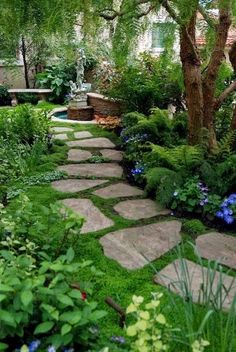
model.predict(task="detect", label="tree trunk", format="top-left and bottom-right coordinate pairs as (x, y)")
top-left (179, 16), bottom-right (203, 145)
top-left (21, 36), bottom-right (30, 88)
top-left (202, 7), bottom-right (232, 150)
top-left (232, 106), bottom-right (236, 130)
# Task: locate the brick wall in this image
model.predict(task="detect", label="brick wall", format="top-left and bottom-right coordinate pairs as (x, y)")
top-left (87, 93), bottom-right (122, 116)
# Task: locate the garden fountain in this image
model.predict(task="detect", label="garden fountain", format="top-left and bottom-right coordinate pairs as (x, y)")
top-left (67, 48), bottom-right (94, 121)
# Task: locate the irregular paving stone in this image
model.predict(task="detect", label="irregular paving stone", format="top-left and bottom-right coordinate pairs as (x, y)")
top-left (58, 163), bottom-right (123, 178)
top-left (53, 133), bottom-right (68, 140)
top-left (100, 149), bottom-right (123, 161)
top-left (93, 182), bottom-right (144, 199)
top-left (51, 179), bottom-right (108, 193)
top-left (51, 127), bottom-right (73, 133)
top-left (196, 232), bottom-right (236, 270)
top-left (62, 198), bottom-right (114, 234)
top-left (114, 199), bottom-right (170, 220)
top-left (74, 131), bottom-right (93, 139)
top-left (68, 149), bottom-right (92, 162)
top-left (66, 137), bottom-right (115, 149)
top-left (99, 220), bottom-right (182, 270)
top-left (154, 259), bottom-right (236, 311)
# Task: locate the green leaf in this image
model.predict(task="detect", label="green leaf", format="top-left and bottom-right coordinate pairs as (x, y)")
top-left (0, 309), bottom-right (16, 326)
top-left (34, 321), bottom-right (54, 334)
top-left (57, 294), bottom-right (74, 307)
top-left (0, 343), bottom-right (8, 351)
top-left (89, 310), bottom-right (107, 321)
top-left (61, 323), bottom-right (72, 336)
top-left (66, 247), bottom-right (75, 262)
top-left (60, 311), bottom-right (81, 325)
top-left (0, 294), bottom-right (7, 302)
top-left (0, 284), bottom-right (14, 292)
top-left (21, 290), bottom-right (33, 306)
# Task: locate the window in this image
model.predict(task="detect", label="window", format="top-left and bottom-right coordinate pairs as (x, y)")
top-left (152, 22), bottom-right (175, 49)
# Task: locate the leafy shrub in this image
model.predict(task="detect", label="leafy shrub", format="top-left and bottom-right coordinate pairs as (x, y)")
top-left (0, 245), bottom-right (106, 349)
top-left (102, 53), bottom-right (183, 115)
top-left (182, 219), bottom-right (206, 236)
top-left (0, 104), bottom-right (50, 146)
top-left (122, 111), bottom-right (146, 129)
top-left (0, 85), bottom-right (11, 106)
top-left (36, 62), bottom-right (76, 103)
top-left (145, 167), bottom-right (182, 207)
top-left (17, 92), bottom-right (39, 105)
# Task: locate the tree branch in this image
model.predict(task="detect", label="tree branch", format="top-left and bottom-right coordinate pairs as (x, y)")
top-left (214, 80), bottom-right (236, 111)
top-left (198, 5), bottom-right (217, 30)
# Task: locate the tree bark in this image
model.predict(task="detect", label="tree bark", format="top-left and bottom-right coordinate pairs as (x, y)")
top-left (21, 36), bottom-right (30, 88)
top-left (179, 15), bottom-right (203, 145)
top-left (202, 7), bottom-right (232, 150)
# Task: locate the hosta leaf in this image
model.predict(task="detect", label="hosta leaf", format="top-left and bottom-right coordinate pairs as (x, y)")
top-left (156, 314), bottom-right (166, 325)
top-left (34, 321), bottom-right (54, 334)
top-left (66, 247), bottom-right (75, 262)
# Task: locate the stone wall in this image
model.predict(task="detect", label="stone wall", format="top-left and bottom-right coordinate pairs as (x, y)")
top-left (87, 93), bottom-right (122, 117)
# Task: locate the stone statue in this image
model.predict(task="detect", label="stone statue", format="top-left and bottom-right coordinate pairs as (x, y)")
top-left (76, 48), bottom-right (86, 90)
top-left (69, 80), bottom-right (77, 97)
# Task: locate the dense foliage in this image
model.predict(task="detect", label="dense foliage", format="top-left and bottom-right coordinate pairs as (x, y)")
top-left (121, 109), bottom-right (236, 227)
top-left (97, 54), bottom-right (183, 115)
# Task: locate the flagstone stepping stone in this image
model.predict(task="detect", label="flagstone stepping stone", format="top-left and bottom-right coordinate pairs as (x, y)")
top-left (58, 163), bottom-right (123, 178)
top-left (51, 179), bottom-right (108, 193)
top-left (51, 127), bottom-right (73, 133)
top-left (66, 137), bottom-right (115, 148)
top-left (62, 198), bottom-right (114, 234)
top-left (53, 133), bottom-right (68, 140)
top-left (93, 182), bottom-right (144, 199)
top-left (74, 131), bottom-right (93, 139)
top-left (196, 232), bottom-right (236, 270)
top-left (99, 220), bottom-right (182, 270)
top-left (68, 149), bottom-right (92, 162)
top-left (114, 199), bottom-right (170, 220)
top-left (154, 259), bottom-right (236, 311)
top-left (100, 149), bottom-right (123, 161)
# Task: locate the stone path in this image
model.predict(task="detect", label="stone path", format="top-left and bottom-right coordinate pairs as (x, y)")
top-left (100, 149), bottom-right (123, 161)
top-left (154, 259), bottom-right (236, 311)
top-left (67, 137), bottom-right (115, 149)
top-left (68, 149), bottom-right (92, 162)
top-left (196, 232), bottom-right (236, 270)
top-left (99, 221), bottom-right (182, 269)
top-left (93, 182), bottom-right (144, 199)
top-left (114, 199), bottom-right (170, 220)
top-left (51, 126), bottom-right (236, 310)
top-left (52, 179), bottom-right (108, 193)
top-left (58, 163), bottom-right (123, 178)
top-left (62, 198), bottom-right (114, 234)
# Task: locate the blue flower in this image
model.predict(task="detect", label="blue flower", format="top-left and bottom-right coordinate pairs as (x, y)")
top-left (216, 211), bottom-right (224, 219)
top-left (47, 346), bottom-right (56, 352)
top-left (111, 336), bottom-right (126, 344)
top-left (28, 341), bottom-right (41, 352)
top-left (224, 215), bottom-right (234, 224)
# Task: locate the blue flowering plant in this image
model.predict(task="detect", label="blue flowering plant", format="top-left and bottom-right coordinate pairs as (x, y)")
top-left (215, 193), bottom-right (236, 225)
top-left (171, 178), bottom-right (211, 213)
top-left (130, 162), bottom-right (145, 184)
